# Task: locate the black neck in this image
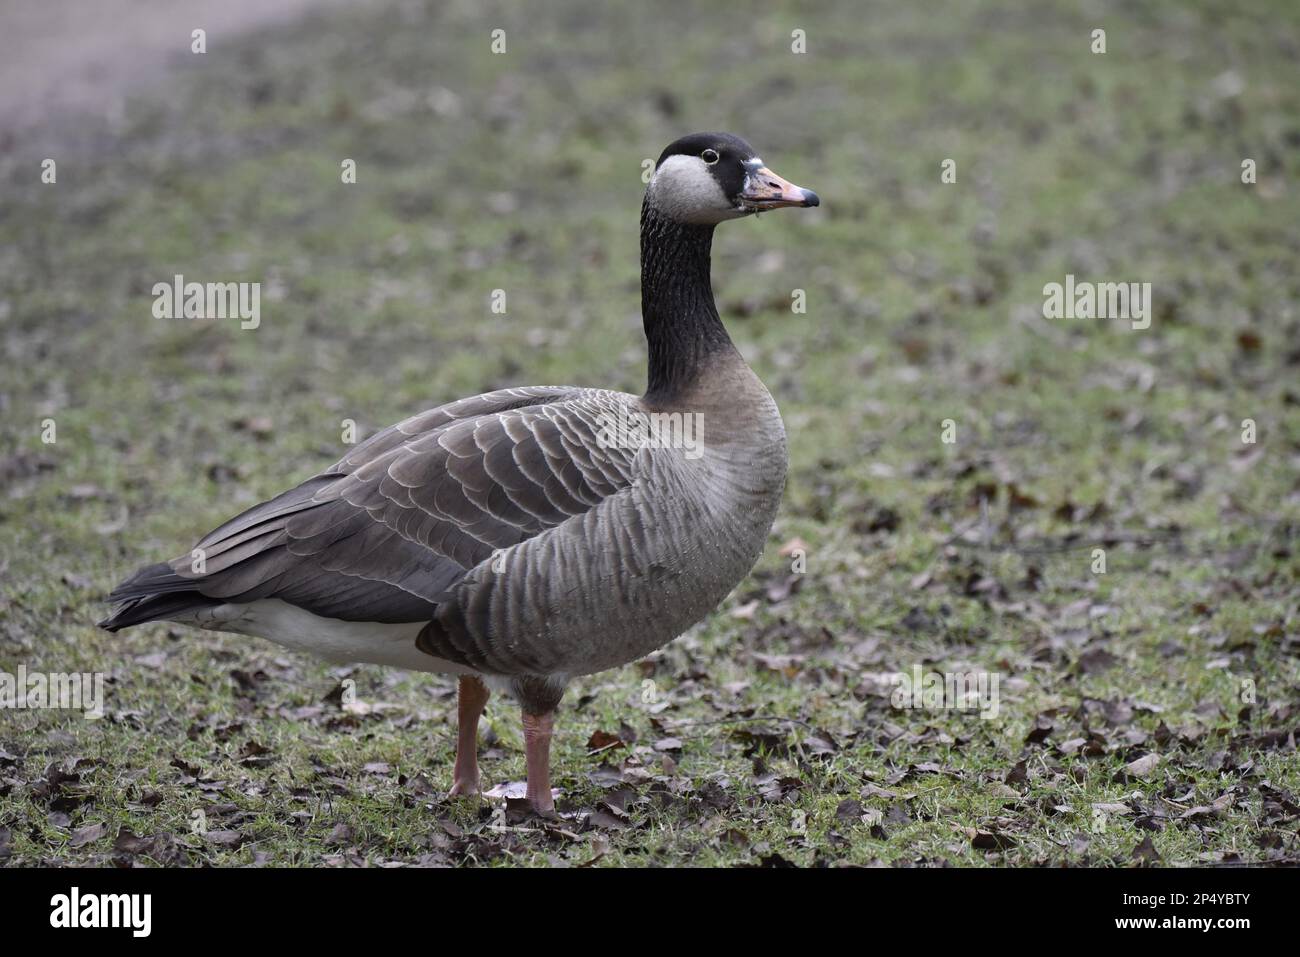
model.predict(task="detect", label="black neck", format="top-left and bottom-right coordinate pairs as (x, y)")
top-left (640, 200), bottom-right (735, 402)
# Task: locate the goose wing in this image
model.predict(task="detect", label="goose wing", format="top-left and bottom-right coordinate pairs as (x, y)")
top-left (113, 387), bottom-right (639, 626)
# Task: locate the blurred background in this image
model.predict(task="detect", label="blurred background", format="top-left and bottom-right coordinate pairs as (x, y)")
top-left (0, 0), bottom-right (1296, 866)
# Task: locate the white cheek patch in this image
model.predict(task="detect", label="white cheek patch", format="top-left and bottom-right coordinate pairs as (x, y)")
top-left (648, 155), bottom-right (745, 225)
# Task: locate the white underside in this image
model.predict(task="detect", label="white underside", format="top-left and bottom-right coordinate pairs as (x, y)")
top-left (186, 599), bottom-right (475, 675)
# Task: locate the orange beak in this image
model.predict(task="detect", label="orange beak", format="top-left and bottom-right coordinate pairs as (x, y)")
top-left (738, 165), bottom-right (820, 212)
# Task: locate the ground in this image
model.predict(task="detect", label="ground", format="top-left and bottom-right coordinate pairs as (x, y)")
top-left (0, 0), bottom-right (1297, 867)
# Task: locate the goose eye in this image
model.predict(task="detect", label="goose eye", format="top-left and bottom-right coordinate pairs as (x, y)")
top-left (700, 149), bottom-right (720, 165)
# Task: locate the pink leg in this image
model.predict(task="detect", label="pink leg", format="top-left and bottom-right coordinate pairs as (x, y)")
top-left (521, 710), bottom-right (556, 814)
top-left (449, 676), bottom-right (490, 797)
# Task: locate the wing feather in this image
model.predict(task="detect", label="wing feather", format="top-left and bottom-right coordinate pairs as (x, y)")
top-left (162, 387), bottom-right (637, 636)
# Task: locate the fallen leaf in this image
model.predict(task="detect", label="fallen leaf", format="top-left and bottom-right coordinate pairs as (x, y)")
top-left (586, 729), bottom-right (626, 753)
top-left (1123, 753), bottom-right (1160, 779)
top-left (204, 829), bottom-right (248, 848)
top-left (69, 823), bottom-right (106, 847)
top-left (113, 829), bottom-right (154, 854)
top-left (1131, 836), bottom-right (1162, 864)
top-left (970, 829), bottom-right (1016, 851)
top-left (835, 799), bottom-right (864, 821)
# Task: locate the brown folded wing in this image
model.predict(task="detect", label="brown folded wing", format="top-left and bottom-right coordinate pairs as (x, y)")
top-left (169, 386), bottom-right (638, 628)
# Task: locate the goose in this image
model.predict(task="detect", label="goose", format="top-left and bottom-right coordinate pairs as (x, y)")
top-left (101, 132), bottom-right (820, 813)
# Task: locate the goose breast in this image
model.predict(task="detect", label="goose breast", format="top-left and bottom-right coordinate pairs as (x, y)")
top-left (423, 355), bottom-right (787, 677)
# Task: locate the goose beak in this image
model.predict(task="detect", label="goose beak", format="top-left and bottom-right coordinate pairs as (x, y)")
top-left (738, 165), bottom-right (820, 212)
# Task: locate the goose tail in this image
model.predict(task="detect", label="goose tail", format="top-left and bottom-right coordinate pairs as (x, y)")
top-left (98, 562), bottom-right (217, 632)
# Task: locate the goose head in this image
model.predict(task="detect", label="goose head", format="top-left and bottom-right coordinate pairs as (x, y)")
top-left (646, 132), bottom-right (820, 226)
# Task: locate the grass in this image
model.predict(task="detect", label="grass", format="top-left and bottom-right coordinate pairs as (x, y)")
top-left (0, 0), bottom-right (1297, 867)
